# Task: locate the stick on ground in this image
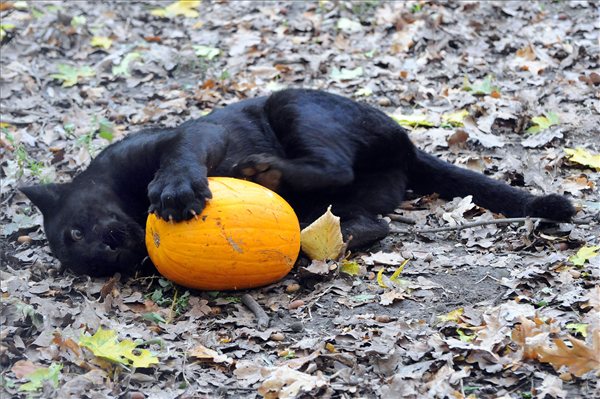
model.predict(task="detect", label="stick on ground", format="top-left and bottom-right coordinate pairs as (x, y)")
top-left (413, 217), bottom-right (587, 234)
top-left (241, 294), bottom-right (270, 331)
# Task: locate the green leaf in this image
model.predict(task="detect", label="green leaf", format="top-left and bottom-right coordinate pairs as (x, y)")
top-left (91, 36), bottom-right (113, 50)
top-left (564, 148), bottom-right (600, 171)
top-left (352, 294), bottom-right (376, 302)
top-left (142, 312), bottom-right (167, 324)
top-left (79, 328), bottom-right (159, 368)
top-left (112, 52), bottom-right (142, 77)
top-left (330, 66), bottom-right (363, 81)
top-left (151, 0), bottom-right (200, 18)
top-left (457, 329), bottom-right (475, 342)
top-left (526, 111), bottom-right (560, 134)
top-left (463, 75), bottom-right (499, 95)
top-left (193, 45), bottom-right (220, 60)
top-left (340, 260), bottom-right (360, 276)
top-left (98, 118), bottom-right (114, 142)
top-left (0, 23), bottom-right (15, 41)
top-left (19, 363), bottom-right (62, 392)
top-left (50, 64), bottom-right (95, 87)
top-left (569, 245), bottom-right (600, 266)
top-left (70, 15), bottom-right (86, 27)
top-left (389, 113), bottom-right (435, 127)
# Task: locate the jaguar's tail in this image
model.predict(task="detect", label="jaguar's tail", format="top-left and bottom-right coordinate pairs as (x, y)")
top-left (407, 149), bottom-right (575, 221)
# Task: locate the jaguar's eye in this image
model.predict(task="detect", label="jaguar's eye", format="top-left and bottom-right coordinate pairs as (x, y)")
top-left (70, 229), bottom-right (83, 241)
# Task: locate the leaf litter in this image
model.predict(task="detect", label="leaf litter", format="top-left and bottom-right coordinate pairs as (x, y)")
top-left (1, 1), bottom-right (599, 398)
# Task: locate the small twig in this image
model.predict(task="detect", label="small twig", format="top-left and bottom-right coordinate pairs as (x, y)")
top-left (413, 217), bottom-right (588, 234)
top-left (474, 274), bottom-right (501, 285)
top-left (386, 214), bottom-right (416, 224)
top-left (167, 287), bottom-right (179, 324)
top-left (241, 294), bottom-right (270, 331)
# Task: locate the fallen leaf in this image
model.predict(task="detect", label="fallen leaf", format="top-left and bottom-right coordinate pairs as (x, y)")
top-left (355, 87), bottom-right (373, 97)
top-left (151, 0), bottom-right (200, 18)
top-left (19, 363), bottom-right (62, 392)
top-left (50, 64), bottom-right (95, 87)
top-left (441, 109), bottom-right (469, 127)
top-left (389, 113), bottom-right (435, 127)
top-left (194, 45), bottom-right (220, 60)
top-left (339, 260), bottom-right (361, 276)
top-left (535, 331), bottom-right (600, 377)
top-left (569, 245), bottom-right (600, 266)
top-left (79, 328), bottom-right (158, 368)
top-left (361, 251), bottom-right (405, 266)
top-left (189, 344), bottom-right (233, 364)
top-left (380, 290), bottom-right (405, 305)
top-left (112, 52), bottom-right (142, 77)
top-left (566, 323), bottom-right (588, 338)
top-left (463, 75), bottom-right (500, 96)
top-left (300, 206), bottom-right (343, 261)
top-left (258, 366), bottom-right (327, 398)
top-left (11, 360), bottom-right (40, 379)
top-left (330, 66), bottom-right (363, 81)
top-left (564, 148), bottom-right (600, 171)
top-left (442, 195), bottom-right (475, 226)
top-left (337, 17), bottom-right (362, 34)
top-left (511, 317), bottom-right (549, 360)
top-left (438, 308), bottom-right (464, 323)
top-left (526, 111), bottom-right (560, 134)
top-left (90, 36), bottom-right (113, 50)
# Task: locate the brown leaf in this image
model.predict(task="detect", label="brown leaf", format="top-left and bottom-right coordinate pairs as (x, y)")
top-left (535, 330), bottom-right (600, 377)
top-left (189, 344), bottom-right (232, 364)
top-left (52, 332), bottom-right (82, 357)
top-left (511, 317), bottom-right (547, 360)
top-left (11, 360), bottom-right (40, 378)
top-left (447, 129), bottom-right (468, 147)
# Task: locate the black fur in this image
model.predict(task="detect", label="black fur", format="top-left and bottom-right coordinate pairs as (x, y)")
top-left (21, 89), bottom-right (575, 276)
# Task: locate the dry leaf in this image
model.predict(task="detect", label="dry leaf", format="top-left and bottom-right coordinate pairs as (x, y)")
top-left (361, 251), bottom-right (405, 266)
top-left (300, 206), bottom-right (343, 260)
top-left (564, 148), bottom-right (600, 171)
top-left (511, 317), bottom-right (549, 360)
top-left (535, 330), bottom-right (600, 377)
top-left (258, 366), bottom-right (327, 399)
top-left (189, 344), bottom-right (232, 364)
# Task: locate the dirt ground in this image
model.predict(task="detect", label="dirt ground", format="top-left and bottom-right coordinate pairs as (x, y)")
top-left (1, 1), bottom-right (599, 398)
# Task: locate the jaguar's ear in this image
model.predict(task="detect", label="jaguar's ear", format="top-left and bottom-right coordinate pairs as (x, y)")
top-left (20, 184), bottom-right (64, 216)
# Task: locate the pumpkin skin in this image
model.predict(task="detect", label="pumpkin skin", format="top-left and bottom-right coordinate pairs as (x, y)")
top-left (145, 177), bottom-right (300, 290)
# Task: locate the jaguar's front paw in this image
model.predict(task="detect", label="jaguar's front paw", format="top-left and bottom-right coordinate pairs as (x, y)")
top-left (147, 175), bottom-right (212, 221)
top-left (233, 154), bottom-right (283, 191)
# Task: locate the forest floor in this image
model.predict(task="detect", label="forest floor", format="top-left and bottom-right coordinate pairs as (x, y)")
top-left (1, 1), bottom-right (599, 398)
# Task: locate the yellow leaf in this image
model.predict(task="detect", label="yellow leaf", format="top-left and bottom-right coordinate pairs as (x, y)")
top-left (300, 206), bottom-right (343, 261)
top-left (325, 343), bottom-right (336, 353)
top-left (340, 260), bottom-right (361, 276)
top-left (389, 259), bottom-right (409, 282)
top-left (564, 148), bottom-right (600, 171)
top-left (151, 0), bottom-right (200, 18)
top-left (79, 328), bottom-right (158, 368)
top-left (441, 110), bottom-right (469, 127)
top-left (437, 308), bottom-right (464, 323)
top-left (91, 36), bottom-right (113, 50)
top-left (569, 246), bottom-right (600, 266)
top-left (389, 113), bottom-right (435, 127)
top-left (376, 267), bottom-right (387, 288)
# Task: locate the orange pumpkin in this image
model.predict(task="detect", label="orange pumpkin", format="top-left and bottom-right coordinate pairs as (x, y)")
top-left (145, 177), bottom-right (300, 290)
